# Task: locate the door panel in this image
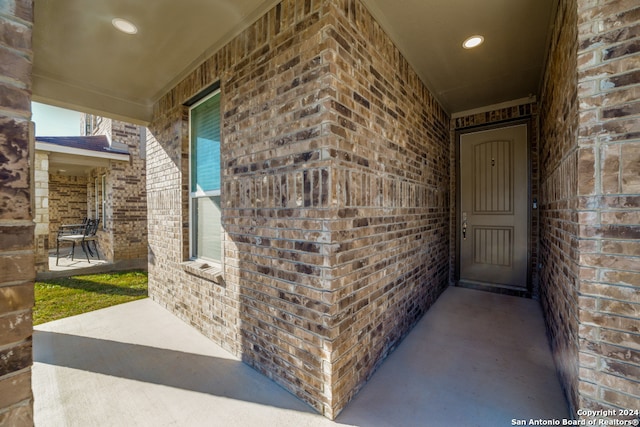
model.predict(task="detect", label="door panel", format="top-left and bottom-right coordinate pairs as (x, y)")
top-left (473, 140), bottom-right (512, 214)
top-left (460, 124), bottom-right (528, 288)
top-left (473, 226), bottom-right (513, 267)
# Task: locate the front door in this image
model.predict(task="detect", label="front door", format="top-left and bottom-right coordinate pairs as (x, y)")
top-left (459, 124), bottom-right (528, 290)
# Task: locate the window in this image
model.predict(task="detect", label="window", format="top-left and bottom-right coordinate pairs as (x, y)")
top-left (189, 90), bottom-right (222, 262)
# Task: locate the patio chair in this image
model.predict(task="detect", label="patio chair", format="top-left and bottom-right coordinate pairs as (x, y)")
top-left (55, 218), bottom-right (101, 265)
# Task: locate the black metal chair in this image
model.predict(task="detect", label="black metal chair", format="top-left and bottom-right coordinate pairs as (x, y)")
top-left (56, 218), bottom-right (101, 265)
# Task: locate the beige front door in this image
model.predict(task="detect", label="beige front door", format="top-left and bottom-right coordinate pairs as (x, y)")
top-left (459, 124), bottom-right (528, 289)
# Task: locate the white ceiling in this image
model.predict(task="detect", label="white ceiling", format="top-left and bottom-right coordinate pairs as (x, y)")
top-left (32, 0), bottom-right (556, 124)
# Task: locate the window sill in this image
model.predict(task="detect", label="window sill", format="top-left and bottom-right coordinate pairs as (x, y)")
top-left (181, 260), bottom-right (224, 285)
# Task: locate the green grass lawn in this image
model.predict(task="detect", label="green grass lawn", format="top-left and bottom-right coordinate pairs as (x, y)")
top-left (34, 271), bottom-right (148, 325)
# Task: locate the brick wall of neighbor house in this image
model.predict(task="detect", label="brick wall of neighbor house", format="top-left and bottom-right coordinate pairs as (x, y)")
top-left (539, 0), bottom-right (581, 414)
top-left (148, 0), bottom-right (449, 418)
top-left (48, 174), bottom-right (88, 247)
top-left (451, 102), bottom-right (540, 297)
top-left (109, 121), bottom-right (147, 263)
top-left (92, 116), bottom-right (111, 142)
top-left (87, 119), bottom-right (147, 264)
top-left (82, 117), bottom-right (147, 266)
top-left (0, 0), bottom-right (35, 424)
top-left (34, 151), bottom-right (49, 272)
top-left (574, 0), bottom-right (640, 416)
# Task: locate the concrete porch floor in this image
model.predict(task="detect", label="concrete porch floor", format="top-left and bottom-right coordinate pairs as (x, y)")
top-left (38, 247), bottom-right (111, 280)
top-left (33, 286), bottom-right (569, 426)
top-left (37, 247), bottom-right (146, 280)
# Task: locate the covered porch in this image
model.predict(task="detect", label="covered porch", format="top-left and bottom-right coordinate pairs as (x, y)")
top-left (33, 286), bottom-right (568, 426)
top-left (37, 245), bottom-right (112, 280)
top-left (0, 0), bottom-right (638, 424)
top-left (33, 135), bottom-right (126, 275)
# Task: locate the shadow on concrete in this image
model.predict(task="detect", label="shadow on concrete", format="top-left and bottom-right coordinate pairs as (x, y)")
top-left (32, 290), bottom-right (570, 426)
top-left (34, 330), bottom-right (316, 414)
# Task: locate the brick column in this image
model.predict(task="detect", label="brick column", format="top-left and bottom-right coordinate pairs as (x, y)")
top-left (575, 0), bottom-right (640, 416)
top-left (0, 0), bottom-right (35, 425)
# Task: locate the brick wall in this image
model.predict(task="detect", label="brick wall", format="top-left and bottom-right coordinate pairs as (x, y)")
top-left (80, 114), bottom-right (109, 139)
top-left (324, 1), bottom-right (450, 413)
top-left (148, 0), bottom-right (336, 413)
top-left (222, 2), bottom-right (335, 415)
top-left (539, 0), bottom-right (640, 418)
top-left (148, 0), bottom-right (449, 418)
top-left (574, 0), bottom-right (640, 416)
top-left (451, 102), bottom-right (540, 297)
top-left (0, 0), bottom-right (34, 424)
top-left (81, 117), bottom-right (147, 266)
top-left (93, 116), bottom-right (111, 142)
top-left (48, 174), bottom-right (88, 247)
top-left (539, 0), bottom-right (581, 414)
top-left (111, 121), bottom-right (147, 262)
top-left (102, 120), bottom-right (147, 263)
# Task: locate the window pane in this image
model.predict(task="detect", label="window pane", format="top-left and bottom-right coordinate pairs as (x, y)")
top-left (194, 196), bottom-right (222, 261)
top-left (191, 92), bottom-right (221, 193)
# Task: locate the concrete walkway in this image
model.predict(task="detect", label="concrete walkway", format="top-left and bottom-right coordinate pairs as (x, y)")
top-left (33, 286), bottom-right (569, 426)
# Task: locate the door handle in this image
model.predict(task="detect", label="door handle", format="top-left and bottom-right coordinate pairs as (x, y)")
top-left (462, 212), bottom-right (467, 240)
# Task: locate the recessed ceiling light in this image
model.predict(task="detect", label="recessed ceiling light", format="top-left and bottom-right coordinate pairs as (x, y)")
top-left (463, 35), bottom-right (484, 49)
top-left (112, 18), bottom-right (138, 35)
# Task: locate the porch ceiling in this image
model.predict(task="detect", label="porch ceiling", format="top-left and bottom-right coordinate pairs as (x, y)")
top-left (37, 141), bottom-right (130, 176)
top-left (32, 0), bottom-right (555, 124)
top-left (46, 154), bottom-right (109, 177)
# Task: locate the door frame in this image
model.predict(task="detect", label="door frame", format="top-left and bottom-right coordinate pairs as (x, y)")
top-left (454, 118), bottom-right (533, 297)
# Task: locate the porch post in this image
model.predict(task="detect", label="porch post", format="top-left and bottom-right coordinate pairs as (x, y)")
top-left (575, 0), bottom-right (640, 415)
top-left (0, 0), bottom-right (35, 425)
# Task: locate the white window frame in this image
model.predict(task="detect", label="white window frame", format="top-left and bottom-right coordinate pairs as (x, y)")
top-left (188, 89), bottom-right (222, 263)
top-left (94, 178), bottom-right (99, 219)
top-left (101, 174), bottom-right (107, 230)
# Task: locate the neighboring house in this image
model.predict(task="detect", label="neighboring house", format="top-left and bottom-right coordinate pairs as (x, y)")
top-left (0, 0), bottom-right (638, 424)
top-left (33, 117), bottom-right (147, 274)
